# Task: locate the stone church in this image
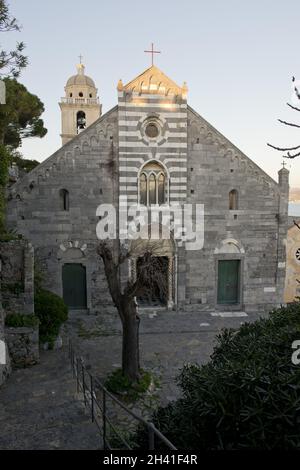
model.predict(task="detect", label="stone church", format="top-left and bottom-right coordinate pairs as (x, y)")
top-left (6, 62), bottom-right (289, 314)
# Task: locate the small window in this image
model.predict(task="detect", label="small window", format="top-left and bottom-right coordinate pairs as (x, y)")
top-left (60, 189), bottom-right (69, 211)
top-left (79, 92), bottom-right (83, 97)
top-left (140, 173), bottom-right (147, 205)
top-left (229, 189), bottom-right (238, 210)
top-left (69, 93), bottom-right (73, 97)
top-left (76, 110), bottom-right (86, 132)
top-left (89, 93), bottom-right (92, 98)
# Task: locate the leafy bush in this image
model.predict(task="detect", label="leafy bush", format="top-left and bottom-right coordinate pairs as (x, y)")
top-left (134, 303), bottom-right (300, 450)
top-left (34, 288), bottom-right (68, 346)
top-left (5, 313), bottom-right (39, 328)
top-left (105, 368), bottom-right (152, 401)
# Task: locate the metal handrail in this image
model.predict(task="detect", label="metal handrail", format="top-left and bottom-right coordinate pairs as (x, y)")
top-left (68, 340), bottom-right (177, 450)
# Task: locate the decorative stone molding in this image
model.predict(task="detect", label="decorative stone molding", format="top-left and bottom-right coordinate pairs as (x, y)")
top-left (59, 241), bottom-right (87, 253)
top-left (214, 237), bottom-right (245, 255)
top-left (123, 65), bottom-right (187, 97)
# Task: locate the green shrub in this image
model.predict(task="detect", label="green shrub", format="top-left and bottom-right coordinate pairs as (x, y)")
top-left (5, 313), bottom-right (39, 328)
top-left (105, 368), bottom-right (152, 401)
top-left (34, 288), bottom-right (68, 346)
top-left (134, 303), bottom-right (300, 450)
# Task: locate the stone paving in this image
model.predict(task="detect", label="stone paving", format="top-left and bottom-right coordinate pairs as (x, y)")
top-left (0, 347), bottom-right (101, 450)
top-left (65, 309), bottom-right (265, 436)
top-left (0, 309), bottom-right (265, 449)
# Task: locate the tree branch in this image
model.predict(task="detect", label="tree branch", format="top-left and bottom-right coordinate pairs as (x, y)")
top-left (293, 220), bottom-right (300, 230)
top-left (267, 143), bottom-right (300, 152)
top-left (278, 119), bottom-right (300, 129)
top-left (287, 102), bottom-right (300, 112)
top-left (283, 150), bottom-right (300, 159)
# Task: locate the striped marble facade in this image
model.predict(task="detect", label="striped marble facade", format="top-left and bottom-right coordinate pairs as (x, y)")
top-left (117, 67), bottom-right (188, 213)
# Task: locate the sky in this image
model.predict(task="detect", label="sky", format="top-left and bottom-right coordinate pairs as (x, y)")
top-left (4, 0), bottom-right (300, 187)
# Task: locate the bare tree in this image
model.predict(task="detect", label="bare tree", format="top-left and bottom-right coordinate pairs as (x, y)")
top-left (268, 77), bottom-right (300, 288)
top-left (267, 77), bottom-right (300, 160)
top-left (97, 239), bottom-right (168, 382)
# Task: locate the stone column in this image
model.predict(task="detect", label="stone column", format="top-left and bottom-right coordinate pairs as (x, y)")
top-left (130, 258), bottom-right (137, 283)
top-left (277, 167), bottom-right (289, 304)
top-left (167, 256), bottom-right (174, 309)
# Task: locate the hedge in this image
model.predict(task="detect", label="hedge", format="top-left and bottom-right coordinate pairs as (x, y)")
top-left (34, 288), bottom-right (68, 346)
top-left (134, 303), bottom-right (300, 450)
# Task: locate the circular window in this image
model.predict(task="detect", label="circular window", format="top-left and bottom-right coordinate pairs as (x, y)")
top-left (79, 92), bottom-right (83, 97)
top-left (145, 122), bottom-right (159, 138)
top-left (296, 248), bottom-right (300, 261)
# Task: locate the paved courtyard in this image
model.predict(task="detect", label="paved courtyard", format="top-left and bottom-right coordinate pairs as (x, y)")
top-left (67, 309), bottom-right (259, 404)
top-left (0, 309), bottom-right (265, 449)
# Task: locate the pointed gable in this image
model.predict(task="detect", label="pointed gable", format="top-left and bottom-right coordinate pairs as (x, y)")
top-left (123, 65), bottom-right (187, 97)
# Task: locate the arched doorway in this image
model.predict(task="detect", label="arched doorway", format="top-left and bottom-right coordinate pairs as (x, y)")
top-left (62, 263), bottom-right (87, 309)
top-left (130, 236), bottom-right (175, 309)
top-left (214, 238), bottom-right (244, 307)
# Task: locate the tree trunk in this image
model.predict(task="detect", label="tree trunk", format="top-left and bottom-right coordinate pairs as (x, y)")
top-left (121, 302), bottom-right (140, 382)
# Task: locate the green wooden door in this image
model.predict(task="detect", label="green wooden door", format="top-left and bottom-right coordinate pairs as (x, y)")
top-left (62, 263), bottom-right (87, 309)
top-left (217, 260), bottom-right (240, 304)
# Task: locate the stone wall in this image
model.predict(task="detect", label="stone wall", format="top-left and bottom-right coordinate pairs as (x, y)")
top-left (0, 239), bottom-right (36, 384)
top-left (185, 107), bottom-right (288, 313)
top-left (5, 326), bottom-right (39, 368)
top-left (0, 239), bottom-right (34, 315)
top-left (7, 109), bottom-right (118, 314)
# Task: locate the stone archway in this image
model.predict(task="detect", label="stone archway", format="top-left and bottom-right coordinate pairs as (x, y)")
top-left (129, 237), bottom-right (175, 309)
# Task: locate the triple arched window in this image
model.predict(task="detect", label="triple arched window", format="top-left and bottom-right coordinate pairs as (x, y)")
top-left (139, 162), bottom-right (167, 206)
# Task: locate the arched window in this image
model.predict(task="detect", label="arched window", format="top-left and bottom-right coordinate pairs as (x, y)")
top-left (76, 111), bottom-right (86, 133)
top-left (60, 189), bottom-right (69, 211)
top-left (229, 189), bottom-right (238, 210)
top-left (158, 173), bottom-right (165, 204)
top-left (149, 174), bottom-right (156, 205)
top-left (140, 173), bottom-right (147, 205)
top-left (139, 162), bottom-right (167, 205)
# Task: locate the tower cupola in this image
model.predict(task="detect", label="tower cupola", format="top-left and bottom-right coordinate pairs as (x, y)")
top-left (59, 61), bottom-right (102, 146)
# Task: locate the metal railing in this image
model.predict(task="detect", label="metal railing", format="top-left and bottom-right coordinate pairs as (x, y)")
top-left (69, 341), bottom-right (177, 450)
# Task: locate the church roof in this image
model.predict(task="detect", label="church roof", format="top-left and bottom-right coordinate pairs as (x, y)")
top-left (66, 64), bottom-right (96, 88)
top-left (122, 65), bottom-right (187, 96)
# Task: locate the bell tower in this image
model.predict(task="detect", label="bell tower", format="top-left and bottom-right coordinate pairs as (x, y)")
top-left (59, 61), bottom-right (102, 146)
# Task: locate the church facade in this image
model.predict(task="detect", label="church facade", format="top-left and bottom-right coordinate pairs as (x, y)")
top-left (7, 63), bottom-right (289, 314)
